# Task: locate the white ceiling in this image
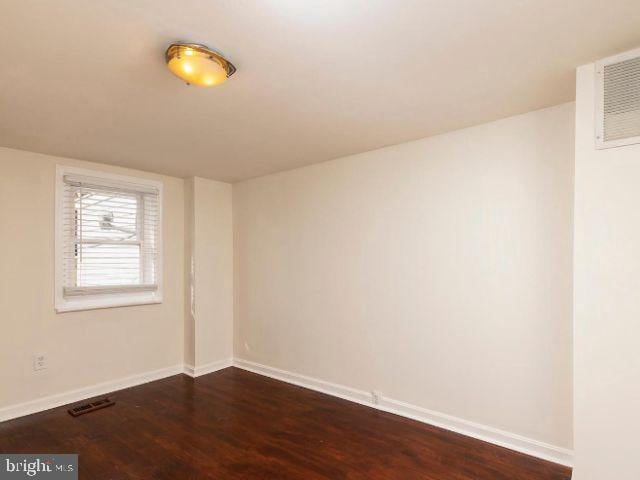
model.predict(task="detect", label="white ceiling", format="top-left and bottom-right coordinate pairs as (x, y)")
top-left (1, 0), bottom-right (640, 182)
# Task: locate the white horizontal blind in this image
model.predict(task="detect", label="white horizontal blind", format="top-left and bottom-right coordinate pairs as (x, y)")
top-left (602, 56), bottom-right (640, 142)
top-left (62, 174), bottom-right (159, 297)
top-left (596, 48), bottom-right (640, 149)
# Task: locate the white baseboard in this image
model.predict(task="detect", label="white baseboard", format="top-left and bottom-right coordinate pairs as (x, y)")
top-left (183, 358), bottom-right (233, 378)
top-left (233, 358), bottom-right (372, 404)
top-left (0, 364), bottom-right (183, 423)
top-left (0, 359), bottom-right (232, 423)
top-left (232, 358), bottom-right (573, 467)
top-left (0, 358), bottom-right (574, 468)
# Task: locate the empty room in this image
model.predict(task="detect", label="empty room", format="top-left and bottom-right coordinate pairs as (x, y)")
top-left (1, 1), bottom-right (639, 479)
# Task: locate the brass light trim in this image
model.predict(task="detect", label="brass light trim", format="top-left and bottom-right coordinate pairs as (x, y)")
top-left (165, 43), bottom-right (236, 87)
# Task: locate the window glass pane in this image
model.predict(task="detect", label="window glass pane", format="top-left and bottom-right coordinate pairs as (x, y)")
top-left (72, 189), bottom-right (143, 287)
top-left (75, 190), bottom-right (139, 242)
top-left (76, 243), bottom-right (141, 286)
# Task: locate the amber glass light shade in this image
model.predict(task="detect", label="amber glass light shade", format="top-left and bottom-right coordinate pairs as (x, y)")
top-left (165, 43), bottom-right (236, 87)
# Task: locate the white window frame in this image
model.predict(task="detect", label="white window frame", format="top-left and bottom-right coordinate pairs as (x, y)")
top-left (55, 165), bottom-right (163, 313)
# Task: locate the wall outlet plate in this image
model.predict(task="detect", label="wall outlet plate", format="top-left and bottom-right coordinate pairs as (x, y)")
top-left (33, 353), bottom-right (47, 371)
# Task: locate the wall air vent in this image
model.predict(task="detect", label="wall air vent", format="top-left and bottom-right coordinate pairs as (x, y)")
top-left (596, 47), bottom-right (640, 149)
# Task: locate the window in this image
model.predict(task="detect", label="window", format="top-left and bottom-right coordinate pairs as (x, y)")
top-left (594, 47), bottom-right (640, 150)
top-left (55, 166), bottom-right (162, 312)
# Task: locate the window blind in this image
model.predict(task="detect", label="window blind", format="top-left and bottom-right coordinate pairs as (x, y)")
top-left (602, 55), bottom-right (640, 142)
top-left (61, 174), bottom-right (160, 297)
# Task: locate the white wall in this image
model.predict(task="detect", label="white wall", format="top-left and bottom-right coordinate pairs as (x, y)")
top-left (0, 147), bottom-right (185, 409)
top-left (184, 178), bottom-right (196, 367)
top-left (234, 103), bottom-right (575, 450)
top-left (573, 64), bottom-right (640, 479)
top-left (190, 177), bottom-right (234, 366)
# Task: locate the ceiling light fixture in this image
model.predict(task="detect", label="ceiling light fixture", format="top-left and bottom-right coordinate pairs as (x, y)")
top-left (165, 43), bottom-right (236, 87)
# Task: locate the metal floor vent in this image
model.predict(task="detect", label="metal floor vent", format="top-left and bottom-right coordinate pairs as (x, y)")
top-left (68, 398), bottom-right (115, 417)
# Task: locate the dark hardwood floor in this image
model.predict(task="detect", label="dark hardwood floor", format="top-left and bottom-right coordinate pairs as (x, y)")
top-left (0, 367), bottom-right (571, 479)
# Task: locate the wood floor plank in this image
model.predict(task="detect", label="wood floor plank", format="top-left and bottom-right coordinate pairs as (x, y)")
top-left (0, 368), bottom-right (572, 479)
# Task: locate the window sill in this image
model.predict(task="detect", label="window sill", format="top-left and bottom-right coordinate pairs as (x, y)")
top-left (55, 291), bottom-right (162, 313)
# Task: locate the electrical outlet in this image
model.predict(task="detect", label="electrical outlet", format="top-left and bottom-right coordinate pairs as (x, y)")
top-left (371, 390), bottom-right (382, 405)
top-left (33, 353), bottom-right (47, 371)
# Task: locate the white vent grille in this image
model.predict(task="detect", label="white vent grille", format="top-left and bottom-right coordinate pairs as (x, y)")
top-left (596, 48), bottom-right (640, 149)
